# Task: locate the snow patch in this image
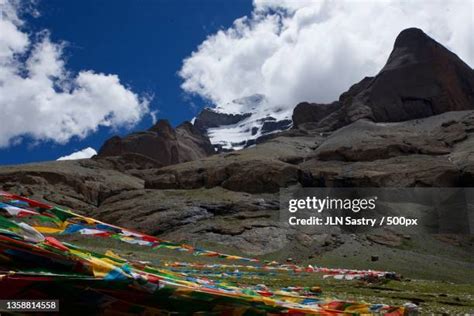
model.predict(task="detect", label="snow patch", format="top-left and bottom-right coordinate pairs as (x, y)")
top-left (57, 147), bottom-right (97, 161)
top-left (206, 94), bottom-right (293, 150)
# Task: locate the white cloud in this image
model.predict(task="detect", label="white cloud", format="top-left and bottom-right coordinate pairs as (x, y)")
top-left (0, 0), bottom-right (151, 147)
top-left (180, 0), bottom-right (473, 111)
top-left (57, 147), bottom-right (97, 161)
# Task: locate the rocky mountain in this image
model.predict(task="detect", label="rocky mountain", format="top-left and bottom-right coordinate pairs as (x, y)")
top-left (96, 119), bottom-right (214, 170)
top-left (1, 110), bottom-right (473, 260)
top-left (293, 28), bottom-right (474, 131)
top-left (193, 94), bottom-right (292, 151)
top-left (0, 28), bottom-right (473, 271)
top-left (196, 28), bottom-right (473, 151)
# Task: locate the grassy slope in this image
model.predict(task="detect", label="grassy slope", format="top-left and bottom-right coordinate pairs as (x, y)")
top-left (58, 235), bottom-right (474, 314)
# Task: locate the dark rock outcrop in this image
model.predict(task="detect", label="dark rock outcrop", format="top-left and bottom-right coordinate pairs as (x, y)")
top-left (364, 28), bottom-right (474, 121)
top-left (261, 119), bottom-right (292, 134)
top-left (193, 108), bottom-right (251, 132)
top-left (292, 101), bottom-right (341, 128)
top-left (296, 28), bottom-right (474, 131)
top-left (97, 119), bottom-right (214, 168)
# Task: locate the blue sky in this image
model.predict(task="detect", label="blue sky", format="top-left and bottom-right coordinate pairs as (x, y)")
top-left (0, 0), bottom-right (252, 165)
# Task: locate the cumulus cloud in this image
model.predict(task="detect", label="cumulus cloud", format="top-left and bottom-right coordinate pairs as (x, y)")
top-left (0, 0), bottom-right (151, 147)
top-left (57, 147), bottom-right (97, 161)
top-left (180, 0), bottom-right (473, 111)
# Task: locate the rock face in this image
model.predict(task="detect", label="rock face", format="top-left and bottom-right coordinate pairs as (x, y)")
top-left (313, 115), bottom-right (468, 162)
top-left (0, 159), bottom-right (144, 213)
top-left (97, 120), bottom-right (214, 168)
top-left (292, 101), bottom-right (341, 128)
top-left (298, 28), bottom-right (474, 131)
top-left (194, 108), bottom-right (251, 132)
top-left (364, 28), bottom-right (474, 121)
top-left (299, 111), bottom-right (474, 187)
top-left (93, 187), bottom-right (285, 255)
top-left (175, 122), bottom-right (216, 161)
top-left (145, 158), bottom-right (301, 194)
top-left (143, 135), bottom-right (319, 194)
top-left (260, 119), bottom-right (293, 134)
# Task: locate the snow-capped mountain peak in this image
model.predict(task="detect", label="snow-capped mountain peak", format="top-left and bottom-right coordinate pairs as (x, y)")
top-left (194, 94), bottom-right (292, 151)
